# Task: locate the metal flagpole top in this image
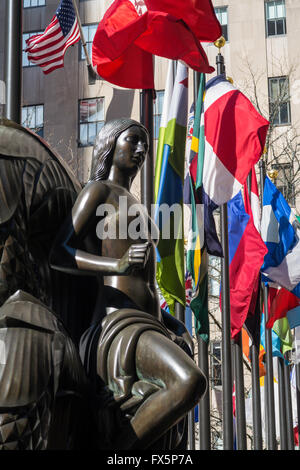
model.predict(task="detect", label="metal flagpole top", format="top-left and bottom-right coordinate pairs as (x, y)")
top-left (214, 36), bottom-right (226, 50)
top-left (268, 170), bottom-right (278, 183)
top-left (214, 37), bottom-right (226, 77)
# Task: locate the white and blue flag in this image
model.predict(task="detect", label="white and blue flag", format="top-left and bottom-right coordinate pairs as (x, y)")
top-left (261, 176), bottom-right (300, 298)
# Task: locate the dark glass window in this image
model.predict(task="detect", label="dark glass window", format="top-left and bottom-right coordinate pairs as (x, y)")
top-left (211, 341), bottom-right (222, 387)
top-left (268, 76), bottom-right (291, 125)
top-left (22, 31), bottom-right (43, 67)
top-left (79, 98), bottom-right (104, 146)
top-left (80, 24), bottom-right (98, 61)
top-left (266, 1), bottom-right (286, 36)
top-left (215, 7), bottom-right (228, 41)
top-left (22, 105), bottom-right (44, 137)
top-left (23, 0), bottom-right (45, 7)
top-left (271, 163), bottom-right (295, 206)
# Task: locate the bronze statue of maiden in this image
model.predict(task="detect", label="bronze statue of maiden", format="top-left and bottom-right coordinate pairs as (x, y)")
top-left (50, 118), bottom-right (206, 450)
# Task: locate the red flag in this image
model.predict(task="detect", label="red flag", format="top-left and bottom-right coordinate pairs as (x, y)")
top-left (92, 0), bottom-right (221, 89)
top-left (294, 425), bottom-right (299, 447)
top-left (266, 287), bottom-right (300, 329)
top-left (243, 170), bottom-right (262, 347)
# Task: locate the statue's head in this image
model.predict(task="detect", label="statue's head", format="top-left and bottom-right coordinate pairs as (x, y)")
top-left (89, 118), bottom-right (149, 181)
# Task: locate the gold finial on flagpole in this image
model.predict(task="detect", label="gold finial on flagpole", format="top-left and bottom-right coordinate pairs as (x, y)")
top-left (214, 37), bottom-right (226, 75)
top-left (268, 170), bottom-right (278, 183)
top-left (214, 36), bottom-right (226, 50)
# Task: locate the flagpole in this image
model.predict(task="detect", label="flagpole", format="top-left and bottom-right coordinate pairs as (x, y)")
top-left (228, 100), bottom-right (247, 450)
top-left (249, 324), bottom-right (263, 450)
top-left (259, 158), bottom-right (277, 449)
top-left (283, 353), bottom-right (294, 449)
top-left (5, 0), bottom-right (22, 123)
top-left (193, 70), bottom-right (211, 451)
top-left (247, 171), bottom-right (263, 450)
top-left (278, 356), bottom-right (288, 449)
top-left (296, 363), bottom-right (300, 450)
top-left (140, 87), bottom-right (155, 214)
top-left (272, 215), bottom-right (288, 451)
top-left (71, 0), bottom-right (97, 84)
top-left (214, 37), bottom-right (234, 450)
top-left (232, 333), bottom-right (247, 449)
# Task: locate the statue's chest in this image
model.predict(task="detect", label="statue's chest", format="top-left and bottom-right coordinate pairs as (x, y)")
top-left (99, 191), bottom-right (149, 241)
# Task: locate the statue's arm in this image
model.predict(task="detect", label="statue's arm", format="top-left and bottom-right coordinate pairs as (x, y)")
top-left (49, 182), bottom-right (150, 276)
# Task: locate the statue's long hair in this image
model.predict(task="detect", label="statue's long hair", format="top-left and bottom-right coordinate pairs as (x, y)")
top-left (89, 118), bottom-right (149, 182)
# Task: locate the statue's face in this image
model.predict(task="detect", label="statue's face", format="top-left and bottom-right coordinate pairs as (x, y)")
top-left (112, 125), bottom-right (149, 176)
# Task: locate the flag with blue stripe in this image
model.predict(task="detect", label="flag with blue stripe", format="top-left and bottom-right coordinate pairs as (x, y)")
top-left (261, 176), bottom-right (300, 298)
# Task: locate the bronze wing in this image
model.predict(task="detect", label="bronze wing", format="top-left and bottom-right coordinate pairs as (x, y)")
top-left (0, 118), bottom-right (97, 344)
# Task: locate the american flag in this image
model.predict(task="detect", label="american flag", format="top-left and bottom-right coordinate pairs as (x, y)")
top-left (25, 0), bottom-right (80, 74)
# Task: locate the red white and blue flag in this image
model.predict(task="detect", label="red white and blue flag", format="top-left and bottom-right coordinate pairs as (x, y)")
top-left (243, 168), bottom-right (263, 347)
top-left (248, 167), bottom-right (261, 233)
top-left (25, 0), bottom-right (80, 74)
top-left (226, 191), bottom-right (267, 339)
top-left (202, 75), bottom-right (269, 206)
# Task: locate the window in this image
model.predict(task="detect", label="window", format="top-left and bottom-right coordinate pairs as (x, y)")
top-left (215, 6), bottom-right (228, 41)
top-left (80, 24), bottom-right (98, 61)
top-left (22, 105), bottom-right (44, 137)
top-left (153, 90), bottom-right (165, 140)
top-left (208, 256), bottom-right (221, 297)
top-left (271, 163), bottom-right (295, 206)
top-left (265, 0), bottom-right (286, 36)
top-left (79, 98), bottom-right (104, 146)
top-left (23, 0), bottom-right (45, 7)
top-left (211, 341), bottom-right (222, 387)
top-left (268, 76), bottom-right (291, 125)
top-left (22, 31), bottom-right (43, 67)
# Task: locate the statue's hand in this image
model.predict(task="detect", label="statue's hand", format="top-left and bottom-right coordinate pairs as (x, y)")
top-left (118, 242), bottom-right (151, 274)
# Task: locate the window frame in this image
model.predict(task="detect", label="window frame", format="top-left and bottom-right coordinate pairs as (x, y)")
top-left (214, 6), bottom-right (229, 42)
top-left (271, 162), bottom-right (295, 206)
top-left (268, 76), bottom-right (291, 126)
top-left (23, 0), bottom-right (45, 8)
top-left (265, 0), bottom-right (287, 37)
top-left (79, 23), bottom-right (98, 61)
top-left (210, 341), bottom-right (222, 388)
top-left (22, 104), bottom-right (44, 137)
top-left (78, 97), bottom-right (105, 147)
top-left (22, 31), bottom-right (43, 67)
